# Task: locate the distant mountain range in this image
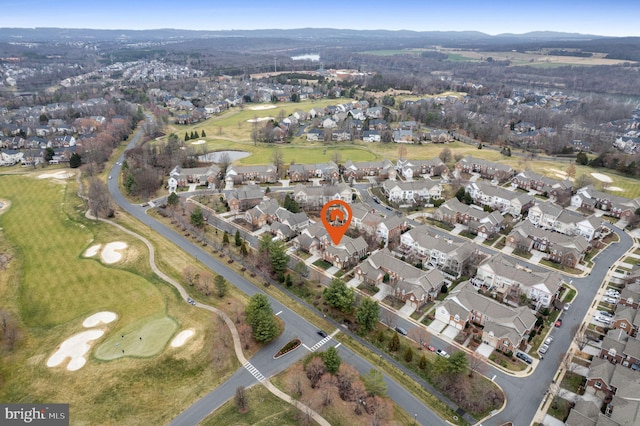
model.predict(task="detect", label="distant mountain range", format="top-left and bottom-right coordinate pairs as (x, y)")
top-left (0, 27), bottom-right (605, 43)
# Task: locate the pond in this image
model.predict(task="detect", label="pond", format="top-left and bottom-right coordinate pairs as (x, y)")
top-left (197, 150), bottom-right (251, 163)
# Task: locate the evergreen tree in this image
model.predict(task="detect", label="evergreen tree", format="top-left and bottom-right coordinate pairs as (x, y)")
top-left (253, 310), bottom-right (278, 343)
top-left (214, 275), bottom-right (228, 298)
top-left (355, 298), bottom-right (379, 333)
top-left (268, 239), bottom-right (289, 276)
top-left (245, 294), bottom-right (272, 329)
top-left (235, 230), bottom-right (242, 246)
top-left (190, 207), bottom-right (205, 228)
top-left (69, 152), bottom-right (82, 168)
top-left (323, 279), bottom-right (355, 313)
top-left (322, 346), bottom-right (341, 374)
top-left (167, 192), bottom-right (179, 208)
top-left (223, 232), bottom-right (230, 245)
top-left (404, 346), bottom-right (414, 363)
top-left (363, 369), bottom-right (387, 397)
top-left (201, 130), bottom-right (206, 137)
top-left (240, 241), bottom-right (248, 258)
top-left (418, 354), bottom-right (428, 370)
top-left (388, 332), bottom-right (400, 352)
top-left (185, 132), bottom-right (190, 141)
top-left (285, 274), bottom-right (293, 287)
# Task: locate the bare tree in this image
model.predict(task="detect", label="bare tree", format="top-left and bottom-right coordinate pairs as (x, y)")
top-left (182, 266), bottom-right (199, 287)
top-left (234, 386), bottom-right (248, 413)
top-left (87, 177), bottom-right (114, 219)
top-left (439, 147), bottom-right (452, 164)
top-left (217, 152), bottom-right (231, 176)
top-left (572, 323), bottom-right (589, 351)
top-left (200, 271), bottom-right (214, 296)
top-left (408, 327), bottom-right (430, 348)
top-left (468, 351), bottom-right (487, 378)
top-left (271, 148), bottom-right (284, 178)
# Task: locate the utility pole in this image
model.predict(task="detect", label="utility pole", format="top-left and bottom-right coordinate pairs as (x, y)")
top-left (274, 57), bottom-right (277, 73)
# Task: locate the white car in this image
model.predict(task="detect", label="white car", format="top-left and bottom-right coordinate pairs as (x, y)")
top-left (544, 336), bottom-right (554, 345)
top-left (604, 297), bottom-right (619, 305)
top-left (595, 316), bottom-right (611, 325)
top-left (539, 344), bottom-right (549, 354)
top-left (606, 289), bottom-right (620, 297)
top-left (436, 349), bottom-right (450, 358)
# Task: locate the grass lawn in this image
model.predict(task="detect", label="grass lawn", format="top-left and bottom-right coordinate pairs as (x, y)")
top-left (547, 396), bottom-right (573, 422)
top-left (201, 385), bottom-right (300, 426)
top-left (95, 315), bottom-right (179, 360)
top-left (0, 172), bottom-right (240, 425)
top-left (560, 371), bottom-right (586, 394)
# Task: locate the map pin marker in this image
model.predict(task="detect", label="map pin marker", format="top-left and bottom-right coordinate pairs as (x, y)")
top-left (321, 200), bottom-right (352, 245)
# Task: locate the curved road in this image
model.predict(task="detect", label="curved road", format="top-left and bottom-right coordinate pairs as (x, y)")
top-left (109, 130), bottom-right (448, 426)
top-left (109, 125), bottom-right (634, 426)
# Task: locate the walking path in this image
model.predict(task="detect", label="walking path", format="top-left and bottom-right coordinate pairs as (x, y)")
top-left (77, 172), bottom-right (330, 426)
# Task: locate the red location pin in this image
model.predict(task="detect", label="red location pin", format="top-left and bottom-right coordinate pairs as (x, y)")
top-left (321, 200), bottom-right (352, 245)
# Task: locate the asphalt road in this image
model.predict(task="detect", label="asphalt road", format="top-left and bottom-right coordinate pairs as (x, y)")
top-left (110, 126), bottom-right (634, 425)
top-left (110, 130), bottom-right (448, 426)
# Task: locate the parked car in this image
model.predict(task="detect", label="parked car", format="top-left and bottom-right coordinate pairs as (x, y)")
top-left (395, 326), bottom-right (408, 336)
top-left (186, 297), bottom-right (196, 306)
top-left (595, 316), bottom-right (611, 325)
top-left (600, 311), bottom-right (614, 318)
top-left (317, 330), bottom-right (328, 338)
top-left (555, 319), bottom-right (563, 327)
top-left (604, 297), bottom-right (619, 305)
top-left (544, 336), bottom-right (554, 345)
top-left (516, 352), bottom-right (533, 364)
top-left (436, 349), bottom-right (450, 358)
top-left (539, 344), bottom-right (549, 354)
top-left (564, 303), bottom-right (571, 311)
top-left (426, 345), bottom-right (436, 352)
top-left (606, 289), bottom-right (620, 297)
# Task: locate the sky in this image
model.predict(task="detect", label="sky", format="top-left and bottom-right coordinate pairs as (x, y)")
top-left (2, 0), bottom-right (639, 37)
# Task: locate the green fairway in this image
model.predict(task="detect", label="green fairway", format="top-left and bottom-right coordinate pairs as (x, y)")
top-left (95, 316), bottom-right (178, 360)
top-left (0, 174), bottom-right (166, 329)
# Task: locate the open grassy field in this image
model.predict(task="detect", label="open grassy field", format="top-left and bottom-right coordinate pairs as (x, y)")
top-left (0, 172), bottom-right (239, 425)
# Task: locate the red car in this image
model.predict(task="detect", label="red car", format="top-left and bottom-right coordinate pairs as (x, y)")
top-left (555, 319), bottom-right (563, 327)
top-left (426, 345), bottom-right (436, 352)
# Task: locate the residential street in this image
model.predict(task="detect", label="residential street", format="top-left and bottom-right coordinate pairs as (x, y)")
top-left (109, 125), bottom-right (634, 425)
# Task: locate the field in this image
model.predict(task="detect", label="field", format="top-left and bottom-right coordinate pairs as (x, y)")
top-left (438, 48), bottom-right (636, 67)
top-left (0, 172), bottom-right (238, 425)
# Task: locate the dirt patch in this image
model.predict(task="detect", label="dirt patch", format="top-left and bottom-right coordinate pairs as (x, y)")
top-left (37, 170), bottom-right (75, 180)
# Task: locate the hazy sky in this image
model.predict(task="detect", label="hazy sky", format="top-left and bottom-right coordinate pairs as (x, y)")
top-left (2, 0), bottom-right (638, 37)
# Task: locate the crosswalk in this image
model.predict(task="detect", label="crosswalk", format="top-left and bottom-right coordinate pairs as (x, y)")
top-left (243, 362), bottom-right (266, 382)
top-left (309, 335), bottom-right (332, 352)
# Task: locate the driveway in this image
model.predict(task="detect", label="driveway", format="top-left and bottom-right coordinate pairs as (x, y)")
top-left (398, 301), bottom-right (417, 318)
top-left (441, 325), bottom-right (461, 340)
top-left (476, 343), bottom-right (494, 358)
top-left (373, 283), bottom-right (392, 300)
top-left (427, 319), bottom-right (447, 334)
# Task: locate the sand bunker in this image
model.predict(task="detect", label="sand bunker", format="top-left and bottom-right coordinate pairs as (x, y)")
top-left (250, 105), bottom-right (277, 111)
top-left (608, 186), bottom-right (623, 192)
top-left (170, 329), bottom-right (195, 348)
top-left (37, 171), bottom-right (74, 179)
top-left (101, 242), bottom-right (127, 264)
top-left (84, 244), bottom-right (101, 257)
top-left (550, 168), bottom-right (568, 178)
top-left (83, 311), bottom-right (117, 328)
top-left (247, 116), bottom-right (274, 123)
top-left (47, 329), bottom-right (105, 371)
top-left (191, 140), bottom-right (206, 145)
top-left (591, 172), bottom-right (613, 183)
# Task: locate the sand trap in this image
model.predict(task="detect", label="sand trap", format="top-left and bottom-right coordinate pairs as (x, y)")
top-left (47, 329), bottom-right (105, 371)
top-left (83, 311), bottom-right (117, 328)
top-left (191, 140), bottom-right (206, 145)
top-left (170, 329), bottom-right (195, 347)
top-left (591, 172), bottom-right (613, 183)
top-left (37, 171), bottom-right (74, 179)
top-left (84, 244), bottom-right (101, 257)
top-left (550, 168), bottom-right (568, 178)
top-left (250, 105), bottom-right (277, 111)
top-left (101, 242), bottom-right (127, 264)
top-left (608, 186), bottom-right (623, 192)
top-left (247, 116), bottom-right (274, 123)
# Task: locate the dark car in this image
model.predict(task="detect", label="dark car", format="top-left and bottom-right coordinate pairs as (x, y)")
top-left (317, 330), bottom-right (328, 338)
top-left (395, 326), bottom-right (408, 336)
top-left (516, 352), bottom-right (533, 364)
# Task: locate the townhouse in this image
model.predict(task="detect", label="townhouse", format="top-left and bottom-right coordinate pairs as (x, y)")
top-left (382, 179), bottom-right (444, 205)
top-left (474, 254), bottom-right (564, 308)
top-left (465, 181), bottom-right (535, 217)
top-left (434, 198), bottom-right (503, 238)
top-left (396, 157), bottom-right (448, 179)
top-left (322, 235), bottom-right (368, 270)
top-left (225, 164), bottom-right (278, 184)
top-left (436, 281), bottom-right (537, 353)
top-left (572, 185), bottom-right (640, 220)
top-left (342, 159), bottom-right (394, 180)
top-left (292, 183), bottom-right (352, 209)
top-left (399, 225), bottom-right (477, 276)
top-left (287, 161), bottom-right (339, 182)
top-left (355, 249), bottom-right (446, 305)
top-left (455, 155), bottom-right (515, 181)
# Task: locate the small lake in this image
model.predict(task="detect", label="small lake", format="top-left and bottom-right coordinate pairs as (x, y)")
top-left (197, 150), bottom-right (251, 163)
top-left (291, 54), bottom-right (320, 61)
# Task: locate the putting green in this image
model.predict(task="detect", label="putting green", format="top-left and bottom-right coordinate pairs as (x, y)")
top-left (94, 316), bottom-right (178, 360)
